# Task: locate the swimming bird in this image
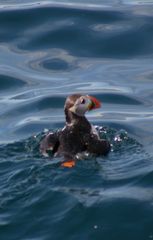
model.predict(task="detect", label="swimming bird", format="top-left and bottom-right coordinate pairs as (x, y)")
top-left (40, 94), bottom-right (110, 167)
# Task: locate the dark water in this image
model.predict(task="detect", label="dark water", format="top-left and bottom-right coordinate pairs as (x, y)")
top-left (1, 0), bottom-right (153, 239)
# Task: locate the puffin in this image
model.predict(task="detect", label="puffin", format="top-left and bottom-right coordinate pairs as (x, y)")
top-left (40, 94), bottom-right (110, 167)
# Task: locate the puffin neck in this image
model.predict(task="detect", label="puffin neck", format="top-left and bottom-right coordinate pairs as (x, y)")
top-left (65, 109), bottom-right (90, 127)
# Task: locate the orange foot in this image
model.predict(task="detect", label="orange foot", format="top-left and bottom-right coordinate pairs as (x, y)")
top-left (61, 160), bottom-right (75, 168)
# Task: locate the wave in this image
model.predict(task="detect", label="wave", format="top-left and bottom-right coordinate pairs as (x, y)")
top-left (0, 3), bottom-right (153, 59)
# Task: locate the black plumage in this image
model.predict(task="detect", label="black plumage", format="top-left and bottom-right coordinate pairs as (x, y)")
top-left (40, 94), bottom-right (110, 161)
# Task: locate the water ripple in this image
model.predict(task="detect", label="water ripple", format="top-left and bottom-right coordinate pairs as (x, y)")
top-left (0, 74), bottom-right (26, 92)
top-left (0, 4), bottom-right (153, 58)
top-left (1, 2), bottom-right (153, 239)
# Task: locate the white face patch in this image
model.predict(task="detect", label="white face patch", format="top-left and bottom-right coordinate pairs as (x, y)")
top-left (69, 97), bottom-right (92, 116)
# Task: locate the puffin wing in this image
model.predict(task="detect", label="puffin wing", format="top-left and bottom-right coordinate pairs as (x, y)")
top-left (40, 131), bottom-right (60, 156)
top-left (84, 133), bottom-right (110, 156)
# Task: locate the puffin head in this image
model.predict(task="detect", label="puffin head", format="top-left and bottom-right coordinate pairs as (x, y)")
top-left (64, 94), bottom-right (101, 123)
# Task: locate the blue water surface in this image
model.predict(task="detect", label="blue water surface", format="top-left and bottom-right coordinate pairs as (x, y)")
top-left (0, 0), bottom-right (153, 239)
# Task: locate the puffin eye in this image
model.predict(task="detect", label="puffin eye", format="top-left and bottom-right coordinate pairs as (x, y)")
top-left (80, 98), bottom-right (85, 104)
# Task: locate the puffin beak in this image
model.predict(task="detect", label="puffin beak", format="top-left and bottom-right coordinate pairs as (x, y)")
top-left (86, 95), bottom-right (101, 111)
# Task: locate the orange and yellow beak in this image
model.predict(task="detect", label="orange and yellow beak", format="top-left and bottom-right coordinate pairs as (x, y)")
top-left (86, 95), bottom-right (101, 111)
